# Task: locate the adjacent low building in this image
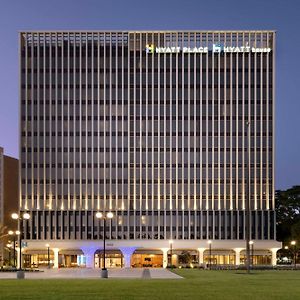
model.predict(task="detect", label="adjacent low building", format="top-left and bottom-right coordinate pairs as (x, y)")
top-left (0, 147), bottom-right (19, 266)
top-left (19, 31), bottom-right (281, 269)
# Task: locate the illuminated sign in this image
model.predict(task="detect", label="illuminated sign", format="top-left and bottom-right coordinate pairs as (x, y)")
top-left (146, 44), bottom-right (271, 54)
top-left (145, 44), bottom-right (155, 54)
top-left (155, 46), bottom-right (181, 53)
top-left (213, 44), bottom-right (271, 53)
top-left (183, 47), bottom-right (208, 53)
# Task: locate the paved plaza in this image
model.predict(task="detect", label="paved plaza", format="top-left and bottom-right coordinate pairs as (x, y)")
top-left (0, 268), bottom-right (182, 279)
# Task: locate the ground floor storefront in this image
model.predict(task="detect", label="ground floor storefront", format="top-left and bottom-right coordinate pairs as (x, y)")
top-left (19, 240), bottom-right (281, 269)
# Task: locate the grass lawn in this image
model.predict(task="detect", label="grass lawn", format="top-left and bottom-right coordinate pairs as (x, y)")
top-left (0, 270), bottom-right (299, 300)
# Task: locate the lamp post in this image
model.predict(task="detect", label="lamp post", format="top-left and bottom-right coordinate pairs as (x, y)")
top-left (169, 240), bottom-right (173, 268)
top-left (249, 241), bottom-right (254, 269)
top-left (283, 246), bottom-right (290, 265)
top-left (46, 244), bottom-right (50, 269)
top-left (11, 212), bottom-right (30, 279)
top-left (6, 243), bottom-right (12, 266)
top-left (8, 230), bottom-right (20, 268)
top-left (95, 211), bottom-right (114, 278)
top-left (291, 241), bottom-right (296, 270)
top-left (207, 240), bottom-right (212, 270)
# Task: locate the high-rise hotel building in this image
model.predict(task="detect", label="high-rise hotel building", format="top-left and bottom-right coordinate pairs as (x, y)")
top-left (19, 31), bottom-right (281, 268)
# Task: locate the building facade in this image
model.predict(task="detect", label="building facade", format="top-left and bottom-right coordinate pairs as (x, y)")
top-left (20, 31), bottom-right (281, 268)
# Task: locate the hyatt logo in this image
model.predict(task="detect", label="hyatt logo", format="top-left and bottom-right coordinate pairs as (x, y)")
top-left (145, 44), bottom-right (155, 54)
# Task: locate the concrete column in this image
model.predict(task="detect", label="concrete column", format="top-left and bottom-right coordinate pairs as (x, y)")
top-left (81, 248), bottom-right (98, 268)
top-left (270, 248), bottom-right (279, 266)
top-left (161, 248), bottom-right (168, 268)
top-left (120, 247), bottom-right (136, 268)
top-left (197, 248), bottom-right (206, 265)
top-left (234, 248), bottom-right (243, 266)
top-left (53, 248), bottom-right (59, 269)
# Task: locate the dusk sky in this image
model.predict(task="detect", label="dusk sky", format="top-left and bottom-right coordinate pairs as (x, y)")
top-left (0, 0), bottom-right (299, 190)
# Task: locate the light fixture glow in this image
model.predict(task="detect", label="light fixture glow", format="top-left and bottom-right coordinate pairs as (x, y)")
top-left (95, 212), bottom-right (103, 219)
top-left (16, 230), bottom-right (20, 235)
top-left (46, 244), bottom-right (50, 247)
top-left (169, 240), bottom-right (173, 245)
top-left (8, 230), bottom-right (14, 235)
top-left (291, 240), bottom-right (296, 246)
top-left (106, 212), bottom-right (114, 219)
top-left (11, 213), bottom-right (19, 220)
top-left (207, 240), bottom-right (212, 244)
top-left (23, 212), bottom-right (30, 220)
top-left (249, 240), bottom-right (254, 245)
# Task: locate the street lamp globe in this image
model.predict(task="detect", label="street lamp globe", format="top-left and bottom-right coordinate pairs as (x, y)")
top-left (16, 231), bottom-right (20, 235)
top-left (95, 212), bottom-right (103, 219)
top-left (249, 240), bottom-right (254, 245)
top-left (23, 213), bottom-right (30, 220)
top-left (291, 241), bottom-right (296, 246)
top-left (45, 243), bottom-right (50, 248)
top-left (207, 240), bottom-right (212, 245)
top-left (11, 213), bottom-right (19, 220)
top-left (169, 240), bottom-right (173, 245)
top-left (8, 230), bottom-right (14, 235)
top-left (106, 212), bottom-right (114, 219)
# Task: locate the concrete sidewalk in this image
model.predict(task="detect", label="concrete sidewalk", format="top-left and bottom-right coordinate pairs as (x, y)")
top-left (0, 268), bottom-right (182, 279)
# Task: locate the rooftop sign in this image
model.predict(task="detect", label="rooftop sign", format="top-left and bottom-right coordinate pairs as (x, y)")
top-left (146, 44), bottom-right (271, 54)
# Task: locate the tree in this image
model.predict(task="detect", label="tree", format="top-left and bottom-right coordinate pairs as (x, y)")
top-left (178, 251), bottom-right (193, 265)
top-left (291, 220), bottom-right (300, 241)
top-left (0, 224), bottom-right (8, 240)
top-left (276, 185), bottom-right (300, 243)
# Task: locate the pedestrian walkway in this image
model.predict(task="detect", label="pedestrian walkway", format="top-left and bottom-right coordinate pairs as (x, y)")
top-left (0, 268), bottom-right (182, 279)
top-left (150, 268), bottom-right (182, 279)
top-left (141, 269), bottom-right (151, 279)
